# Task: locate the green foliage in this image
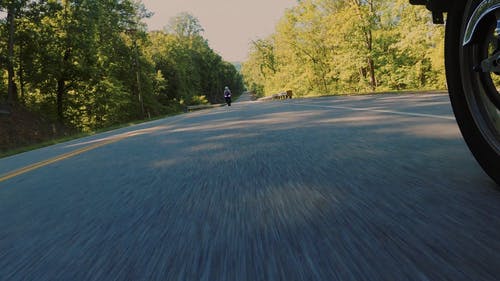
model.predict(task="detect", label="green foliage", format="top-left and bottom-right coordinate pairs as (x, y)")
top-left (242, 0), bottom-right (445, 97)
top-left (146, 15), bottom-right (244, 105)
top-left (166, 12), bottom-right (204, 39)
top-left (1, 5), bottom-right (243, 132)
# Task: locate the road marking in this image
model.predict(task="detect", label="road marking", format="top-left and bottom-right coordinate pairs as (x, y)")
top-left (0, 137), bottom-right (123, 183)
top-left (288, 102), bottom-right (455, 120)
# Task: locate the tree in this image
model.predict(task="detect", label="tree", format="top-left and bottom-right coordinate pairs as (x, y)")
top-left (1, 0), bottom-right (157, 129)
top-left (0, 0), bottom-right (29, 104)
top-left (148, 13), bottom-right (243, 105)
top-left (166, 12), bottom-right (204, 39)
top-left (274, 0), bottom-right (334, 95)
top-left (242, 0), bottom-right (445, 96)
top-left (0, 3), bottom-right (243, 134)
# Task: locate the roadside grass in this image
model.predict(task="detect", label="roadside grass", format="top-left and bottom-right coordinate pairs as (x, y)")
top-left (0, 112), bottom-right (182, 159)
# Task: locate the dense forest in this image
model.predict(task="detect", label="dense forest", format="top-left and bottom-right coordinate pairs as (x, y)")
top-left (1, 0), bottom-right (446, 151)
top-left (0, 0), bottom-right (243, 133)
top-left (242, 0), bottom-right (445, 97)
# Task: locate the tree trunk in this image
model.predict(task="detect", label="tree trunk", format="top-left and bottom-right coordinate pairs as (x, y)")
top-left (56, 48), bottom-right (71, 122)
top-left (18, 43), bottom-right (25, 103)
top-left (7, 7), bottom-right (17, 104)
top-left (368, 57), bottom-right (376, 91)
top-left (57, 79), bottom-right (65, 122)
top-left (351, 0), bottom-right (377, 91)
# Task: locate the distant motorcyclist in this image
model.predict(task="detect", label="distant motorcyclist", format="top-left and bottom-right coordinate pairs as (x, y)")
top-left (224, 86), bottom-right (232, 106)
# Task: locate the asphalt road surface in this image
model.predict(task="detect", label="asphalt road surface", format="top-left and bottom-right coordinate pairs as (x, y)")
top-left (1, 93), bottom-right (499, 281)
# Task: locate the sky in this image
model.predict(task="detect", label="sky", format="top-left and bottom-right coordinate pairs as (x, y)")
top-left (140, 0), bottom-right (297, 62)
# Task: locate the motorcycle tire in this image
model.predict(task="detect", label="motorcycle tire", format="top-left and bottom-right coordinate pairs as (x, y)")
top-left (446, 0), bottom-right (500, 185)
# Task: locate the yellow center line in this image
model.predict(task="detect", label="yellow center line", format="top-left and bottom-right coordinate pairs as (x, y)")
top-left (0, 135), bottom-right (127, 183)
top-left (0, 115), bottom-right (189, 184)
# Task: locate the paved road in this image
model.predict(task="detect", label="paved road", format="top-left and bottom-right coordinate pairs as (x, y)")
top-left (1, 93), bottom-right (499, 281)
top-left (234, 91), bottom-right (255, 102)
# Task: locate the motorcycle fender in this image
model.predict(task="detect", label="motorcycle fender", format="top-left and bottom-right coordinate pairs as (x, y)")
top-left (463, 0), bottom-right (500, 46)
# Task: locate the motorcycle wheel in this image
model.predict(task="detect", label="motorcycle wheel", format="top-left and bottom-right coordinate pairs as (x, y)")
top-left (446, 0), bottom-right (500, 185)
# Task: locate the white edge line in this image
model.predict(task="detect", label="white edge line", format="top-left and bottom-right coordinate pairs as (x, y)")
top-left (288, 102), bottom-right (455, 120)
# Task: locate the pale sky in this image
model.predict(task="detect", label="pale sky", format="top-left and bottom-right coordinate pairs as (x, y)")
top-left (140, 0), bottom-right (297, 62)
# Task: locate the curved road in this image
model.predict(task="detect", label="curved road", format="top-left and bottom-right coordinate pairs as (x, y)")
top-left (1, 93), bottom-right (499, 280)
